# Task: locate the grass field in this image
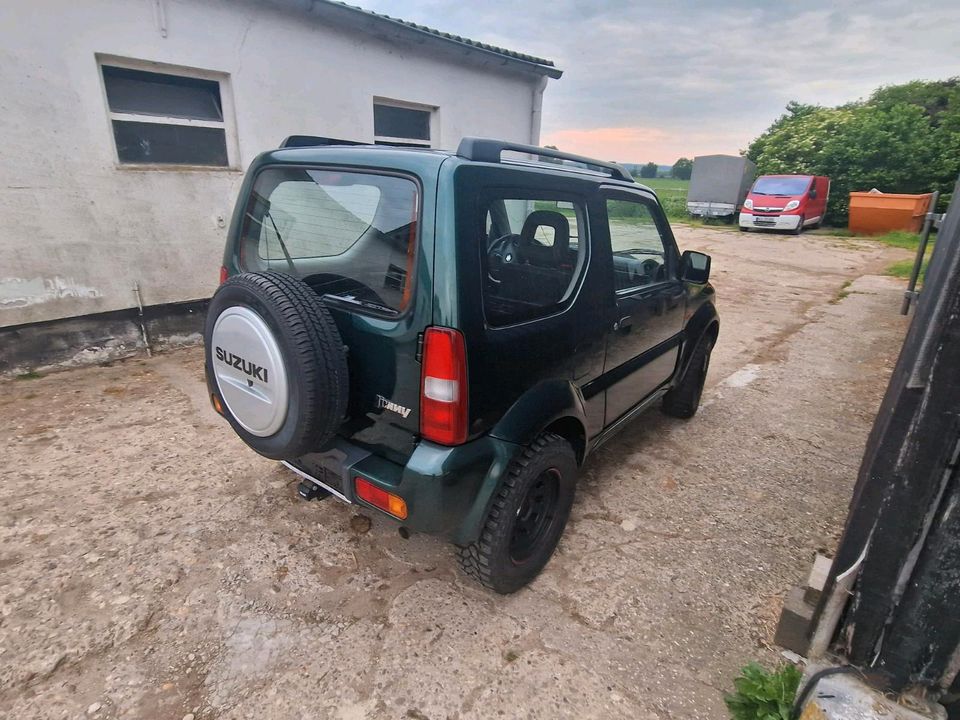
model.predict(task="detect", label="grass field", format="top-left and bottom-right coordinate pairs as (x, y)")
top-left (636, 177), bottom-right (690, 192)
top-left (872, 230), bottom-right (934, 281)
top-left (886, 256), bottom-right (930, 280)
top-left (871, 230), bottom-right (927, 251)
top-left (636, 177), bottom-right (690, 219)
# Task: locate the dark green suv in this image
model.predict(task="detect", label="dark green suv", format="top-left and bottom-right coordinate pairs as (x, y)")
top-left (205, 137), bottom-right (718, 593)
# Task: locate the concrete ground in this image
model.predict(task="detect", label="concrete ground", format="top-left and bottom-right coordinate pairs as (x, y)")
top-left (1, 227), bottom-right (912, 720)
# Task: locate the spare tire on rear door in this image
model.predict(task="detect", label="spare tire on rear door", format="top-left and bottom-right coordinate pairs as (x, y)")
top-left (204, 271), bottom-right (349, 460)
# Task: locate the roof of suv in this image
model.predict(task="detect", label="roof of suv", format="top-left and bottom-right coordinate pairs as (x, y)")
top-left (264, 137), bottom-right (645, 192)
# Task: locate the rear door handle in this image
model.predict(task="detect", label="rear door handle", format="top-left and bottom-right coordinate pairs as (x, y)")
top-left (613, 316), bottom-right (633, 332)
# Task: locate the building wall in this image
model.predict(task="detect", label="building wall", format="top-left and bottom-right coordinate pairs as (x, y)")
top-left (0, 0), bottom-right (544, 328)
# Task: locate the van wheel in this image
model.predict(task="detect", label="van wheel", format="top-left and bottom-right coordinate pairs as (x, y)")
top-left (456, 433), bottom-right (577, 594)
top-left (793, 215), bottom-right (805, 235)
top-left (662, 336), bottom-right (713, 419)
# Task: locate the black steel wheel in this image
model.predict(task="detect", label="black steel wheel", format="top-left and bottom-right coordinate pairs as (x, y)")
top-left (456, 433), bottom-right (577, 594)
top-left (509, 468), bottom-right (561, 564)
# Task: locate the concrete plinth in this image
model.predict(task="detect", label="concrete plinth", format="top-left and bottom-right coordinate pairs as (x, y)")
top-left (799, 668), bottom-right (946, 720)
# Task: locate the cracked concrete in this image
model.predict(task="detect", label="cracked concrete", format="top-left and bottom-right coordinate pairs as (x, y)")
top-left (0, 227), bottom-right (912, 719)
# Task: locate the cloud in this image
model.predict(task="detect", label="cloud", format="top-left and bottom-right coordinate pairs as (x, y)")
top-left (542, 126), bottom-right (758, 165)
top-left (356, 0), bottom-right (960, 162)
top-left (542, 127), bottom-right (667, 161)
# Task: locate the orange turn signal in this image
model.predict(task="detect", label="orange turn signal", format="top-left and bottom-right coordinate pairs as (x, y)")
top-left (211, 393), bottom-right (224, 415)
top-left (354, 477), bottom-right (408, 520)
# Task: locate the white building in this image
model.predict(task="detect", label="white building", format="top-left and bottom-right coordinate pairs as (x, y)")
top-left (0, 0), bottom-right (560, 370)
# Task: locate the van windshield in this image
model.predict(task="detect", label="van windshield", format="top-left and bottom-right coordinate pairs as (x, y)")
top-left (238, 167), bottom-right (419, 315)
top-left (752, 176), bottom-right (812, 196)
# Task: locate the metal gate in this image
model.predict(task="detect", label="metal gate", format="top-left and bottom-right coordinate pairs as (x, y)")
top-left (815, 176), bottom-right (960, 694)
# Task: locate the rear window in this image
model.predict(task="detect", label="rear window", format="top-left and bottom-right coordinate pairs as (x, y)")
top-left (238, 167), bottom-right (419, 315)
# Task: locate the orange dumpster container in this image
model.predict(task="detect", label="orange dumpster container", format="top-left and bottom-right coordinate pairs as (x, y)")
top-left (848, 191), bottom-right (932, 234)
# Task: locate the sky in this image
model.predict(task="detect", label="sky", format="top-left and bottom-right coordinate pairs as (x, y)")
top-left (357, 0), bottom-right (960, 164)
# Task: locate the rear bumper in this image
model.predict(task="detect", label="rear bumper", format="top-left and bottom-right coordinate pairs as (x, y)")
top-left (688, 201), bottom-right (736, 217)
top-left (739, 212), bottom-right (802, 230)
top-left (287, 434), bottom-right (520, 544)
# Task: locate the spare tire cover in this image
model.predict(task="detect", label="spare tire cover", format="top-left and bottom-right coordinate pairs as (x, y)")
top-left (204, 271), bottom-right (349, 460)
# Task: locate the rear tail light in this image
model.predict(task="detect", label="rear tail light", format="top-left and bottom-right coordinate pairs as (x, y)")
top-left (355, 477), bottom-right (408, 519)
top-left (219, 266), bottom-right (228, 285)
top-left (420, 327), bottom-right (468, 445)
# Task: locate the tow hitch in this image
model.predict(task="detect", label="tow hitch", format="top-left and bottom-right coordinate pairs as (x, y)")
top-left (297, 479), bottom-right (330, 501)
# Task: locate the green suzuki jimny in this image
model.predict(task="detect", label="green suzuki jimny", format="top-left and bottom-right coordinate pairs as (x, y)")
top-left (205, 137), bottom-right (718, 593)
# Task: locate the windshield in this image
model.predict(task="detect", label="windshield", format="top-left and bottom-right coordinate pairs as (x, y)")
top-left (751, 176), bottom-right (812, 196)
top-left (238, 167), bottom-right (419, 314)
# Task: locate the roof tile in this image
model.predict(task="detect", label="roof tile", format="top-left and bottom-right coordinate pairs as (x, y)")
top-left (323, 0), bottom-right (560, 75)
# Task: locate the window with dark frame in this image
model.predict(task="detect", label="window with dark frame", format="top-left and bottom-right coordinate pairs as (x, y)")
top-left (606, 197), bottom-right (670, 292)
top-left (101, 65), bottom-right (230, 167)
top-left (481, 197), bottom-right (588, 327)
top-left (373, 102), bottom-right (432, 147)
top-left (239, 167), bottom-right (421, 315)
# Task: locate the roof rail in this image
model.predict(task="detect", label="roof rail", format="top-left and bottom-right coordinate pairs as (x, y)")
top-left (456, 137), bottom-right (634, 183)
top-left (280, 135), bottom-right (368, 149)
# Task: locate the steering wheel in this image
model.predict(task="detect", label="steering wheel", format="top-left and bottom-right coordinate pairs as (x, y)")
top-left (487, 233), bottom-right (521, 281)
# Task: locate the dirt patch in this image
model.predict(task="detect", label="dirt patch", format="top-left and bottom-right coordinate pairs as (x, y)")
top-left (0, 229), bottom-right (911, 719)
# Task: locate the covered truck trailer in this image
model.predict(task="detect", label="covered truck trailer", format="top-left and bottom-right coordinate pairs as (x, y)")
top-left (686, 154), bottom-right (756, 219)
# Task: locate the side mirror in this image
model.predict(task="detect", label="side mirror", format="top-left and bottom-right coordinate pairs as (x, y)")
top-left (809, 188), bottom-right (818, 199)
top-left (681, 250), bottom-right (711, 284)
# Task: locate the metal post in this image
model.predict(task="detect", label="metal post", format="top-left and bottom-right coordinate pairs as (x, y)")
top-left (132, 282), bottom-right (152, 358)
top-left (901, 190), bottom-right (940, 315)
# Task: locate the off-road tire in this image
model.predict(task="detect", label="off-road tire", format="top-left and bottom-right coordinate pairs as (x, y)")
top-left (204, 271), bottom-right (349, 459)
top-left (456, 433), bottom-right (577, 594)
top-left (662, 336), bottom-right (713, 419)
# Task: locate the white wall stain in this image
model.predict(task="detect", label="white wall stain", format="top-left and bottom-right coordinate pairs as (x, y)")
top-left (0, 277), bottom-right (102, 309)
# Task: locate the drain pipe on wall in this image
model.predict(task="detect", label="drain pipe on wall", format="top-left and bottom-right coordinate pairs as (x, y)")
top-left (132, 282), bottom-right (152, 358)
top-left (530, 75), bottom-right (549, 147)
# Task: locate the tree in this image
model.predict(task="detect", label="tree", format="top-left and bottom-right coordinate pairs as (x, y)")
top-left (745, 80), bottom-right (959, 226)
top-left (639, 161), bottom-right (658, 178)
top-left (539, 144), bottom-right (561, 164)
top-left (671, 157), bottom-right (693, 180)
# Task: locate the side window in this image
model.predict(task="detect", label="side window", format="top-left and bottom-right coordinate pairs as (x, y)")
top-left (100, 62), bottom-right (235, 167)
top-left (373, 99), bottom-right (434, 148)
top-left (606, 197), bottom-right (670, 293)
top-left (481, 197), bottom-right (588, 327)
